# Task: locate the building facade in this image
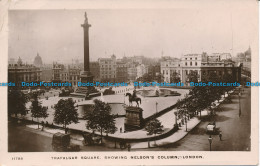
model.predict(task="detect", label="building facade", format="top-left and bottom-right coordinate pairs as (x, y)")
top-left (8, 58), bottom-right (41, 87)
top-left (136, 64), bottom-right (148, 80)
top-left (160, 53), bottom-right (241, 84)
top-left (89, 62), bottom-right (100, 82)
top-left (68, 66), bottom-right (81, 87)
top-left (116, 61), bottom-right (128, 83)
top-left (127, 62), bottom-right (138, 82)
top-left (98, 55), bottom-right (117, 82)
top-left (161, 59), bottom-right (181, 83)
top-left (52, 63), bottom-right (65, 83)
top-left (33, 53), bottom-right (43, 67)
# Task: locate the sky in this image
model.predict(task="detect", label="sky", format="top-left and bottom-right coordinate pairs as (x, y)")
top-left (8, 6), bottom-right (257, 64)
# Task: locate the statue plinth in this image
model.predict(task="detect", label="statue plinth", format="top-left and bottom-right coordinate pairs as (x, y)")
top-left (74, 71), bottom-right (99, 97)
top-left (124, 106), bottom-right (144, 131)
top-left (80, 71), bottom-right (93, 82)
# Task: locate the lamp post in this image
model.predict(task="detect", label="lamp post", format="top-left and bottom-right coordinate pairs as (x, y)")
top-left (239, 87), bottom-right (241, 117)
top-left (124, 93), bottom-right (125, 105)
top-left (185, 115), bottom-right (187, 132)
top-left (208, 135), bottom-right (212, 151)
top-left (155, 102), bottom-right (158, 114)
top-left (174, 111), bottom-right (178, 126)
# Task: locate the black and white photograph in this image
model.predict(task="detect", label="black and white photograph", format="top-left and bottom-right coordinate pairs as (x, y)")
top-left (0, 0), bottom-right (258, 165)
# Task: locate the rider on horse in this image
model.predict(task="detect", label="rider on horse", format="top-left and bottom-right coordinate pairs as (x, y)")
top-left (126, 89), bottom-right (141, 107)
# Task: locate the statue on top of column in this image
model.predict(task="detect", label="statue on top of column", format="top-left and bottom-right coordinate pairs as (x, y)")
top-left (84, 12), bottom-right (88, 23)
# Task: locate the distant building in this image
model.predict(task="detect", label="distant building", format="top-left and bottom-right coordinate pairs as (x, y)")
top-left (136, 64), bottom-right (148, 80)
top-left (8, 58), bottom-right (41, 87)
top-left (200, 61), bottom-right (240, 82)
top-left (41, 64), bottom-right (52, 82)
top-left (121, 55), bottom-right (144, 65)
top-left (208, 53), bottom-right (232, 62)
top-left (8, 58), bottom-right (16, 65)
top-left (160, 53), bottom-right (241, 83)
top-left (161, 59), bottom-right (181, 83)
top-left (68, 66), bottom-right (81, 87)
top-left (234, 47), bottom-right (251, 72)
top-left (132, 55), bottom-right (144, 64)
top-left (89, 62), bottom-right (100, 82)
top-left (98, 55), bottom-right (117, 82)
top-left (33, 53), bottom-right (43, 67)
top-left (127, 62), bottom-right (138, 82)
top-left (148, 64), bottom-right (161, 81)
top-left (52, 62), bottom-right (81, 87)
top-left (116, 61), bottom-right (128, 82)
top-left (52, 62), bottom-right (65, 82)
top-left (60, 69), bottom-right (70, 83)
top-left (180, 54), bottom-right (207, 83)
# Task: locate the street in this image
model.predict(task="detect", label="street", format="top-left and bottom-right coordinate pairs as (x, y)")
top-left (145, 87), bottom-right (251, 151)
top-left (8, 123), bottom-right (119, 152)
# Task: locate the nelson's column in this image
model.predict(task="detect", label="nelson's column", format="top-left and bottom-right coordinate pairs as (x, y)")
top-left (77, 12), bottom-right (97, 97)
top-left (81, 12), bottom-right (93, 83)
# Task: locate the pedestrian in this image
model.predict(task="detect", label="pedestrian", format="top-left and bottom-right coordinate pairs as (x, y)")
top-left (41, 121), bottom-right (44, 131)
top-left (219, 132), bottom-right (222, 141)
top-left (127, 143), bottom-right (131, 152)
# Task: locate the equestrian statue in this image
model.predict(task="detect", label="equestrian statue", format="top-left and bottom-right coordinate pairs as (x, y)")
top-left (126, 89), bottom-right (142, 107)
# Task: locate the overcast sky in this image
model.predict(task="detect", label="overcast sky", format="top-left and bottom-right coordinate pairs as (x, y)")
top-left (8, 7), bottom-right (257, 64)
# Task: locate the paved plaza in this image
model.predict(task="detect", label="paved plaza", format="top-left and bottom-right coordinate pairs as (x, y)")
top-left (23, 87), bottom-right (189, 138)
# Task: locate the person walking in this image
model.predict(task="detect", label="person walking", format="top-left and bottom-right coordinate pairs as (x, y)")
top-left (219, 132), bottom-right (222, 141)
top-left (127, 143), bottom-right (131, 152)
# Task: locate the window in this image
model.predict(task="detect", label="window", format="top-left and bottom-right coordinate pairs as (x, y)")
top-left (195, 62), bottom-right (197, 66)
top-left (190, 62), bottom-right (192, 66)
top-left (185, 62), bottom-right (187, 66)
top-left (195, 57), bottom-right (197, 60)
top-left (190, 58), bottom-right (192, 60)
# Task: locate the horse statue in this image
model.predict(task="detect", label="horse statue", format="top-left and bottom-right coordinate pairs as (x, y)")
top-left (126, 92), bottom-right (142, 107)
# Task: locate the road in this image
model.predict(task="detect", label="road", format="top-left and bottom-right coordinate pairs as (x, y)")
top-left (8, 123), bottom-right (119, 152)
top-left (143, 87), bottom-right (251, 151)
top-left (8, 123), bottom-right (54, 152)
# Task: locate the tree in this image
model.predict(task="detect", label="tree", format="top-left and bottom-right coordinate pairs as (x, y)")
top-left (187, 70), bottom-right (199, 83)
top-left (8, 90), bottom-right (28, 118)
top-left (54, 98), bottom-right (78, 134)
top-left (31, 95), bottom-right (48, 129)
top-left (104, 115), bottom-right (118, 136)
top-left (141, 73), bottom-right (152, 82)
top-left (170, 71), bottom-right (181, 83)
top-left (84, 99), bottom-right (117, 143)
top-left (189, 86), bottom-right (212, 117)
top-left (156, 73), bottom-right (164, 83)
top-left (145, 118), bottom-right (164, 145)
top-left (204, 71), bottom-right (219, 82)
top-left (222, 72), bottom-right (235, 95)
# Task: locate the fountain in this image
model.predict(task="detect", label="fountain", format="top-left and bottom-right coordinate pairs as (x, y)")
top-left (136, 86), bottom-right (181, 97)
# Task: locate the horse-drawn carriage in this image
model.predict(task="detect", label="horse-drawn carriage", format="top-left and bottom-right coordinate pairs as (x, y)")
top-left (52, 132), bottom-right (80, 151)
top-left (82, 133), bottom-right (102, 146)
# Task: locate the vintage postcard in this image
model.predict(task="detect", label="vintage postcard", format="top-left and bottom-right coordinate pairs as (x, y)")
top-left (0, 0), bottom-right (258, 165)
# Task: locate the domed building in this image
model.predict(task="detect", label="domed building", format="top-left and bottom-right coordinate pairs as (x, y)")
top-left (34, 53), bottom-right (43, 67)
